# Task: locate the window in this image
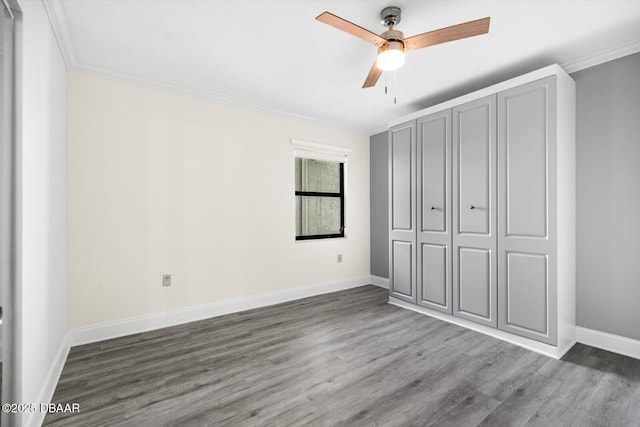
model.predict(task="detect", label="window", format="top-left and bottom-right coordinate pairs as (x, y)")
top-left (295, 158), bottom-right (344, 240)
top-left (292, 139), bottom-right (350, 241)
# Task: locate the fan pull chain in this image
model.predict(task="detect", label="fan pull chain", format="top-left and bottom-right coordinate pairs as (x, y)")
top-left (394, 70), bottom-right (398, 104)
top-left (383, 71), bottom-right (399, 104)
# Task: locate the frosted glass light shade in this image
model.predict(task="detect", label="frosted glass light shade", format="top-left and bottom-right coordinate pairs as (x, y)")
top-left (377, 42), bottom-right (405, 71)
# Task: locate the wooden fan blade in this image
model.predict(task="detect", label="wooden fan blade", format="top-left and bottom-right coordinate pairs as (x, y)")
top-left (404, 17), bottom-right (490, 51)
top-left (362, 60), bottom-right (383, 88)
top-left (316, 11), bottom-right (387, 46)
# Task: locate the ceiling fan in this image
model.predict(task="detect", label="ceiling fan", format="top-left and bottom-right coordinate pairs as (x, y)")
top-left (316, 6), bottom-right (490, 88)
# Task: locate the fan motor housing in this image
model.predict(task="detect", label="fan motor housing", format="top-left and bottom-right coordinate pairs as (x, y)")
top-left (381, 29), bottom-right (405, 43)
top-left (378, 40), bottom-right (405, 56)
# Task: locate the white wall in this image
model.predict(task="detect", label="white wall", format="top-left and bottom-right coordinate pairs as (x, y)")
top-left (68, 72), bottom-right (370, 328)
top-left (18, 0), bottom-right (68, 424)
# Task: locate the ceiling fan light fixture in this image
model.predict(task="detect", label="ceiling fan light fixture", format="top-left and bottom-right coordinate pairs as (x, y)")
top-left (315, 9), bottom-right (490, 88)
top-left (377, 41), bottom-right (405, 71)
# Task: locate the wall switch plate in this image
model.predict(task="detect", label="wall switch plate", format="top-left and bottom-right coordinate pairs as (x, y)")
top-left (162, 274), bottom-right (171, 287)
top-left (337, 254), bottom-right (342, 263)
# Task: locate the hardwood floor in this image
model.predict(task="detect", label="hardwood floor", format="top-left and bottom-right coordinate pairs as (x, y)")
top-left (45, 285), bottom-right (640, 426)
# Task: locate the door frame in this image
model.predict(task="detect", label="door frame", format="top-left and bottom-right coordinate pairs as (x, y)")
top-left (1, 0), bottom-right (21, 422)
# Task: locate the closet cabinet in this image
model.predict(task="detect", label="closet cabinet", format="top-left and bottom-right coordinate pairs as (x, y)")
top-left (497, 76), bottom-right (558, 345)
top-left (387, 65), bottom-right (575, 358)
top-left (417, 110), bottom-right (452, 314)
top-left (452, 95), bottom-right (497, 327)
top-left (389, 121), bottom-right (416, 303)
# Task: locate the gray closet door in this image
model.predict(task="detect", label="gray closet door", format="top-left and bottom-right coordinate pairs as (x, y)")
top-left (389, 121), bottom-right (417, 303)
top-left (498, 77), bottom-right (557, 345)
top-left (452, 95), bottom-right (497, 327)
top-left (416, 110), bottom-right (452, 313)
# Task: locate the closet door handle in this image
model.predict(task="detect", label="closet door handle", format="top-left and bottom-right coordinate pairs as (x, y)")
top-left (469, 205), bottom-right (476, 210)
top-left (430, 206), bottom-right (436, 210)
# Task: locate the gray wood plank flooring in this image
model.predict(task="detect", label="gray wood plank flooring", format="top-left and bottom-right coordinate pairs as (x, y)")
top-left (45, 285), bottom-right (640, 426)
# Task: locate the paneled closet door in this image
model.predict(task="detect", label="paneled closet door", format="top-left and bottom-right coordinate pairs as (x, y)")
top-left (389, 121), bottom-right (417, 303)
top-left (452, 95), bottom-right (497, 327)
top-left (416, 111), bottom-right (452, 313)
top-left (497, 76), bottom-right (557, 345)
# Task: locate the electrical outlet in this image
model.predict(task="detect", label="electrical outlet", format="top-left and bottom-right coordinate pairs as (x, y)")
top-left (337, 254), bottom-right (342, 263)
top-left (162, 274), bottom-right (171, 287)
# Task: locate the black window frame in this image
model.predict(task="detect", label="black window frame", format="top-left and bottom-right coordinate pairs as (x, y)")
top-left (295, 161), bottom-right (345, 240)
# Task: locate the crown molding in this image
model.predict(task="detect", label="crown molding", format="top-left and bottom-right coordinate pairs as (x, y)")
top-left (73, 63), bottom-right (367, 134)
top-left (368, 126), bottom-right (389, 137)
top-left (561, 39), bottom-right (640, 74)
top-left (41, 0), bottom-right (369, 135)
top-left (43, 0), bottom-right (640, 134)
top-left (42, 0), bottom-right (77, 70)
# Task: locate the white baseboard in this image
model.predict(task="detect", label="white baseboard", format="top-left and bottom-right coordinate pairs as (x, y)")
top-left (576, 326), bottom-right (640, 361)
top-left (22, 281), bottom-right (640, 427)
top-left (370, 275), bottom-right (389, 289)
top-left (24, 333), bottom-right (71, 427)
top-left (69, 276), bottom-right (372, 347)
top-left (389, 297), bottom-right (573, 359)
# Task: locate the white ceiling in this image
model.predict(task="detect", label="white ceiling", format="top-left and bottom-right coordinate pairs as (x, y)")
top-left (44, 0), bottom-right (640, 134)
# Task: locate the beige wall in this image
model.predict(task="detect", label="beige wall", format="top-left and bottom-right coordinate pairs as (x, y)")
top-left (68, 72), bottom-right (370, 328)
